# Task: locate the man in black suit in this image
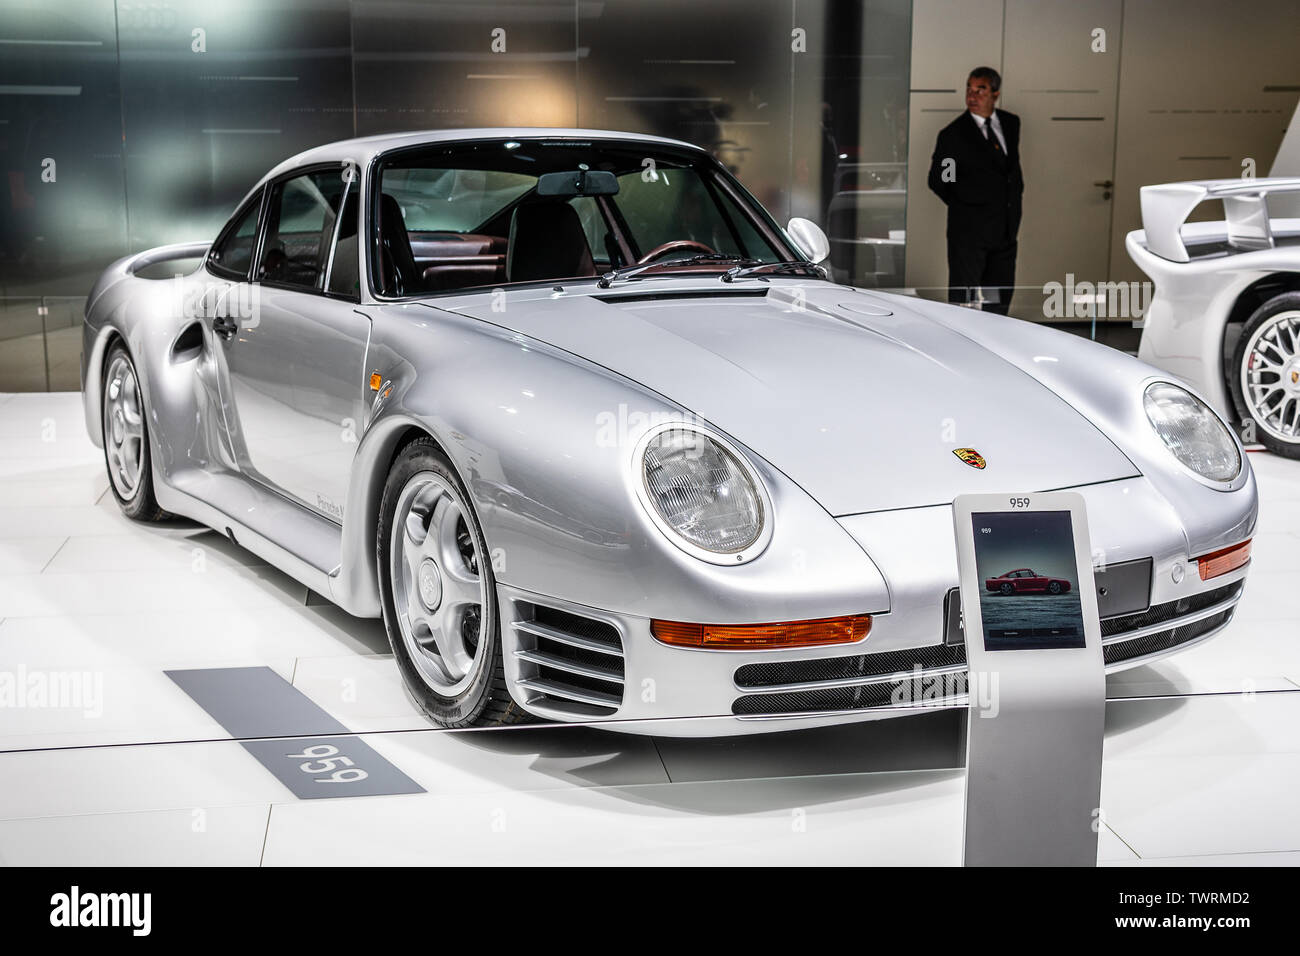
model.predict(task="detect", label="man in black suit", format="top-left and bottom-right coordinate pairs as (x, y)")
top-left (927, 67), bottom-right (1024, 315)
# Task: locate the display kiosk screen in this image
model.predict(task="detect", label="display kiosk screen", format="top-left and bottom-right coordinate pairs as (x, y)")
top-left (971, 510), bottom-right (1087, 651)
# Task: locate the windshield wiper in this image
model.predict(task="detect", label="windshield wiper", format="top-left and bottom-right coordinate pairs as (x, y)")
top-left (720, 260), bottom-right (827, 282)
top-left (596, 254), bottom-right (756, 288)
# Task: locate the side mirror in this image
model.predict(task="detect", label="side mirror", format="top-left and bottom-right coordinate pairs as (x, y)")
top-left (786, 217), bottom-right (830, 264)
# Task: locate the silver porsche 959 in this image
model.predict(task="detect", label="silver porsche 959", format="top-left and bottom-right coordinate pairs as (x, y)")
top-left (82, 129), bottom-right (1257, 735)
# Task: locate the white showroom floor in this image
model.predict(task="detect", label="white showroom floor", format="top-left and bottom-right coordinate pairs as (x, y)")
top-left (1, 391), bottom-right (1298, 866)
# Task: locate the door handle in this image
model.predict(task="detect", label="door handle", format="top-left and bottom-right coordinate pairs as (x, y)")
top-left (1094, 179), bottom-right (1114, 200)
top-left (213, 315), bottom-right (238, 340)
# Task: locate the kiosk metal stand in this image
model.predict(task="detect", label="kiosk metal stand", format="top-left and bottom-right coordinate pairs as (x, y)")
top-left (952, 492), bottom-right (1107, 866)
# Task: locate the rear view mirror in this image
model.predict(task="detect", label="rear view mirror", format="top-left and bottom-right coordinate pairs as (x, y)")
top-left (536, 168), bottom-right (620, 198)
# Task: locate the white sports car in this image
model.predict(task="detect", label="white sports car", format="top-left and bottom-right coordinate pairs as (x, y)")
top-left (1128, 177), bottom-right (1300, 458)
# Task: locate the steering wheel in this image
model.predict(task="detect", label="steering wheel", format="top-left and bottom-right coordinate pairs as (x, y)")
top-left (636, 239), bottom-right (717, 266)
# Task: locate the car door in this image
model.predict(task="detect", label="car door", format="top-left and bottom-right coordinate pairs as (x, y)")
top-left (213, 163), bottom-right (370, 522)
top-left (199, 186), bottom-right (277, 471)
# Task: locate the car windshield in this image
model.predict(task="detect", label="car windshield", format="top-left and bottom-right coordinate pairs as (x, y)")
top-left (372, 139), bottom-right (790, 297)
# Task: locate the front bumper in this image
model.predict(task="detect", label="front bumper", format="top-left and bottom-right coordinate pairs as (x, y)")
top-left (499, 476), bottom-right (1253, 736)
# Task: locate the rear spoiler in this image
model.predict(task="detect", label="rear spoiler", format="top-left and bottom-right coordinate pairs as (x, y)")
top-left (1139, 177), bottom-right (1300, 262)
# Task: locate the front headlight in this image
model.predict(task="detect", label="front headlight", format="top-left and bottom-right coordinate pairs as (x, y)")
top-left (1143, 382), bottom-right (1241, 482)
top-left (638, 426), bottom-right (770, 562)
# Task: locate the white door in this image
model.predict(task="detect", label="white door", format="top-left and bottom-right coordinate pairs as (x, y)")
top-left (1000, 0), bottom-right (1122, 321)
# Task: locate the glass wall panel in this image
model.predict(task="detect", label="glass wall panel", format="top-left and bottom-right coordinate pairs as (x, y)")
top-left (352, 0), bottom-right (579, 135)
top-left (793, 0), bottom-right (910, 287)
top-left (577, 0), bottom-right (795, 224)
top-left (0, 0), bottom-right (915, 389)
top-left (117, 0), bottom-right (354, 252)
top-left (0, 0), bottom-right (126, 299)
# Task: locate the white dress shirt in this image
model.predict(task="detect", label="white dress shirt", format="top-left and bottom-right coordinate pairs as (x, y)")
top-left (969, 110), bottom-right (1007, 153)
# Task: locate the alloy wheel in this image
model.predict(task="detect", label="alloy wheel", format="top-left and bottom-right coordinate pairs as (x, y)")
top-left (104, 354), bottom-right (146, 501)
top-left (389, 471), bottom-right (488, 697)
top-left (1241, 309), bottom-right (1300, 443)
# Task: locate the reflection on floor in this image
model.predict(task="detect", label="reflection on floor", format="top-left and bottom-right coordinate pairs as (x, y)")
top-left (1, 392), bottom-right (1297, 866)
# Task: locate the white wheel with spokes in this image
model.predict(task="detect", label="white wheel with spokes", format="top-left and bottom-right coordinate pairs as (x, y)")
top-left (389, 471), bottom-right (488, 697)
top-left (1241, 309), bottom-right (1300, 442)
top-left (1232, 294), bottom-right (1300, 459)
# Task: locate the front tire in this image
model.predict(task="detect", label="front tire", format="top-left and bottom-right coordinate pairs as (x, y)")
top-left (377, 437), bottom-right (528, 728)
top-left (101, 342), bottom-right (168, 521)
top-left (1047, 581), bottom-right (1062, 595)
top-left (1231, 292), bottom-right (1300, 459)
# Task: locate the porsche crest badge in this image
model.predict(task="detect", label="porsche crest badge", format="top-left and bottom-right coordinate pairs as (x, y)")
top-left (953, 447), bottom-right (987, 469)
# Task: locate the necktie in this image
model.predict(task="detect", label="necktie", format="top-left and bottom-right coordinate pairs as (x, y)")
top-left (983, 120), bottom-right (1002, 154)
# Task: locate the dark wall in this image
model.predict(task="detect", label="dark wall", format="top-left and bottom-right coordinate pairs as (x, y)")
top-left (0, 0), bottom-right (911, 298)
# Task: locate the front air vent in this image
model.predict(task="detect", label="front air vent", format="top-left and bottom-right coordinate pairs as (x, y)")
top-left (511, 604), bottom-right (625, 718)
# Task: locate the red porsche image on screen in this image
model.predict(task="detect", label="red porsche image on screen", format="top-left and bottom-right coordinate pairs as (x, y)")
top-left (985, 569), bottom-right (1073, 595)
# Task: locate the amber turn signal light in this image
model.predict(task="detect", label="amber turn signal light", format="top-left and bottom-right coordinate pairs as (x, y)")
top-left (1196, 539), bottom-right (1251, 581)
top-left (651, 615), bottom-right (871, 650)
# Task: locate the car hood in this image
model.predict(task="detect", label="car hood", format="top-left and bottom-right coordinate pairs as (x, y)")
top-left (436, 283), bottom-right (1139, 516)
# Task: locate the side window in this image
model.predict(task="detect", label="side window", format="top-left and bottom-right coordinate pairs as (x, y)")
top-left (208, 194), bottom-right (261, 279)
top-left (258, 169), bottom-right (347, 291)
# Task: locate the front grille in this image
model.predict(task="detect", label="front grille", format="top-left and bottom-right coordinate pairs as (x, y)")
top-left (735, 642), bottom-right (966, 689)
top-left (1103, 607), bottom-right (1232, 665)
top-left (732, 679), bottom-right (962, 716)
top-left (511, 604), bottom-right (625, 718)
top-left (732, 579), bottom-right (1241, 718)
top-left (1100, 581), bottom-right (1241, 636)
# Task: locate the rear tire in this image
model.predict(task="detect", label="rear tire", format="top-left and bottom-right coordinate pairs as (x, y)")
top-left (101, 342), bottom-right (168, 522)
top-left (377, 437), bottom-right (530, 728)
top-left (1230, 291), bottom-right (1300, 459)
top-left (999, 582), bottom-right (1014, 595)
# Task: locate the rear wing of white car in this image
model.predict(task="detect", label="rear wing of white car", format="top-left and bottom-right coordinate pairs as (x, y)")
top-left (1139, 177), bottom-right (1300, 262)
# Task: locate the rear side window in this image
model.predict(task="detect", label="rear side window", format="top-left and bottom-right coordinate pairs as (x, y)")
top-left (207, 194), bottom-right (262, 280)
top-left (257, 169), bottom-right (349, 291)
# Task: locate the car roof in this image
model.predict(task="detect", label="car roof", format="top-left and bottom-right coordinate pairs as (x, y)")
top-left (257, 128), bottom-right (707, 187)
